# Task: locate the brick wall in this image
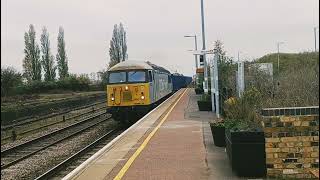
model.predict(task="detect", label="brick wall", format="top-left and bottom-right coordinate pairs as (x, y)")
top-left (261, 107), bottom-right (319, 179)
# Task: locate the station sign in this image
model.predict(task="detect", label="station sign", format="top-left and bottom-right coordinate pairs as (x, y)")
top-left (196, 68), bottom-right (204, 73)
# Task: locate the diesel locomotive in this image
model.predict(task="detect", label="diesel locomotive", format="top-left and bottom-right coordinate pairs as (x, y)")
top-left (106, 61), bottom-right (174, 122)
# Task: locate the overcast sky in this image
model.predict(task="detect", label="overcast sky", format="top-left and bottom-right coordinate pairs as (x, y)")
top-left (1, 0), bottom-right (319, 76)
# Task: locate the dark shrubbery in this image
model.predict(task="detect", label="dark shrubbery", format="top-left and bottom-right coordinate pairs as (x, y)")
top-left (1, 71), bottom-right (102, 97)
top-left (255, 52), bottom-right (319, 107)
top-left (1, 67), bottom-right (23, 97)
top-left (223, 87), bottom-right (262, 131)
top-left (21, 76), bottom-right (91, 94)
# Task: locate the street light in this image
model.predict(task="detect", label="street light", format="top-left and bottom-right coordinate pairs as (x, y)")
top-left (200, 0), bottom-right (208, 93)
top-left (314, 27), bottom-right (319, 52)
top-left (277, 42), bottom-right (284, 73)
top-left (184, 35), bottom-right (198, 68)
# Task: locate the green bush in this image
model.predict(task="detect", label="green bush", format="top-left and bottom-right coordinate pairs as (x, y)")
top-left (224, 87), bottom-right (262, 131)
top-left (200, 93), bottom-right (211, 101)
top-left (210, 120), bottom-right (224, 127)
top-left (1, 67), bottom-right (23, 97)
top-left (1, 66), bottom-right (103, 97)
top-left (9, 75), bottom-right (94, 95)
top-left (224, 119), bottom-right (251, 131)
top-left (255, 52), bottom-right (319, 107)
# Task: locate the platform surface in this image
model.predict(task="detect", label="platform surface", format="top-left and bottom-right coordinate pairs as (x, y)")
top-left (64, 88), bottom-right (244, 180)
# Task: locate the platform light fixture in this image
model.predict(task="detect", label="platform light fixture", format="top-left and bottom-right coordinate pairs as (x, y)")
top-left (184, 35), bottom-right (198, 69)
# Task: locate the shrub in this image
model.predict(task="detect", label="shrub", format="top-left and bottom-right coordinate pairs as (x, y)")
top-left (1, 67), bottom-right (103, 97)
top-left (200, 93), bottom-right (211, 101)
top-left (254, 52), bottom-right (319, 107)
top-left (210, 119), bottom-right (224, 127)
top-left (224, 87), bottom-right (262, 131)
top-left (1, 67), bottom-right (23, 97)
top-left (11, 74), bottom-right (94, 95)
top-left (77, 74), bottom-right (90, 90)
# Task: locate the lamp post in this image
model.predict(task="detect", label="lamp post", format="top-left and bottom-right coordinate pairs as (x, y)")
top-left (314, 27), bottom-right (319, 52)
top-left (277, 42), bottom-right (284, 74)
top-left (200, 0), bottom-right (208, 93)
top-left (184, 35), bottom-right (198, 68)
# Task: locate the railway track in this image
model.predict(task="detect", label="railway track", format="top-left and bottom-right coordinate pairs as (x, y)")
top-left (1, 111), bottom-right (110, 170)
top-left (35, 128), bottom-right (123, 180)
top-left (1, 100), bottom-right (106, 130)
top-left (1, 101), bottom-right (107, 142)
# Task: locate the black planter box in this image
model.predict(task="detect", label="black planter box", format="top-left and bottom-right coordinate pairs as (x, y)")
top-left (209, 124), bottom-right (225, 147)
top-left (195, 88), bottom-right (204, 94)
top-left (225, 129), bottom-right (266, 177)
top-left (197, 101), bottom-right (212, 111)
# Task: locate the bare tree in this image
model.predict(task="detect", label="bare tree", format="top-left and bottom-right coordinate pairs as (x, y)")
top-left (56, 26), bottom-right (69, 79)
top-left (108, 23), bottom-right (127, 68)
top-left (214, 40), bottom-right (227, 60)
top-left (40, 26), bottom-right (56, 81)
top-left (23, 24), bottom-right (41, 82)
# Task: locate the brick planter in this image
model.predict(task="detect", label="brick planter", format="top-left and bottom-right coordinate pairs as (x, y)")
top-left (261, 107), bottom-right (319, 179)
top-left (225, 128), bottom-right (266, 177)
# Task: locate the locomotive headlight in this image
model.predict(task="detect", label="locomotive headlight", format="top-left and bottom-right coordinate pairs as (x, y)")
top-left (125, 86), bottom-right (129, 90)
top-left (141, 96), bottom-right (145, 100)
top-left (111, 97), bottom-right (115, 101)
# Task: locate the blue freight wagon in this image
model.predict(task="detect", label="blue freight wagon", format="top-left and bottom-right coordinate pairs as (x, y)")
top-left (171, 73), bottom-right (192, 92)
top-left (185, 76), bottom-right (192, 86)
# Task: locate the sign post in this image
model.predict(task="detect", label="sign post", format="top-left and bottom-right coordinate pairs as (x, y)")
top-left (193, 50), bottom-right (219, 118)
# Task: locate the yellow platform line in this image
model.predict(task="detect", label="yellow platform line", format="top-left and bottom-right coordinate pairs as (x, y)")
top-left (113, 88), bottom-right (188, 180)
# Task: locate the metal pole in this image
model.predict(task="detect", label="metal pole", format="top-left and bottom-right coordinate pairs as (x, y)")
top-left (194, 35), bottom-right (198, 68)
top-left (214, 53), bottom-right (220, 118)
top-left (200, 0), bottom-right (208, 93)
top-left (237, 51), bottom-right (240, 97)
top-left (240, 61), bottom-right (244, 95)
top-left (210, 57), bottom-right (215, 112)
top-left (314, 27), bottom-right (317, 52)
top-left (277, 43), bottom-right (280, 74)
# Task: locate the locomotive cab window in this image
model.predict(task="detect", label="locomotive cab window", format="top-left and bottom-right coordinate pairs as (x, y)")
top-left (148, 71), bottom-right (153, 82)
top-left (128, 71), bottom-right (146, 82)
top-left (108, 72), bottom-right (126, 84)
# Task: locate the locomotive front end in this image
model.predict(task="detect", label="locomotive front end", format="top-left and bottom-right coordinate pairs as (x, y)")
top-left (106, 69), bottom-right (152, 122)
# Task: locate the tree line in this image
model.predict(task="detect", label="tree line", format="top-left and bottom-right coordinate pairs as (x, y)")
top-left (2, 22), bottom-right (127, 97)
top-left (23, 24), bottom-right (69, 82)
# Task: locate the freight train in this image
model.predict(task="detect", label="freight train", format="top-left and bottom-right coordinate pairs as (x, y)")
top-left (106, 60), bottom-right (191, 123)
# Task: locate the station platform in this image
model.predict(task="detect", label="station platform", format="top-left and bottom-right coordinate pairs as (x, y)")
top-left (63, 88), bottom-right (244, 180)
